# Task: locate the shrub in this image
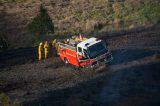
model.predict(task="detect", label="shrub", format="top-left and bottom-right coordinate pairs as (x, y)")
top-left (0, 91), bottom-right (21, 106)
top-left (110, 1), bottom-right (160, 29)
top-left (0, 0), bottom-right (29, 3)
top-left (138, 3), bottom-right (160, 24)
top-left (0, 32), bottom-right (9, 51)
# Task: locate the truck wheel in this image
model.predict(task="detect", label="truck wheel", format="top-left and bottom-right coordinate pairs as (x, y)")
top-left (64, 58), bottom-right (69, 64)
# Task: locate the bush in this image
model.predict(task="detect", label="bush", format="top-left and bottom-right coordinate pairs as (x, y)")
top-left (27, 4), bottom-right (54, 45)
top-left (138, 3), bottom-right (160, 24)
top-left (0, 0), bottom-right (29, 3)
top-left (110, 1), bottom-right (160, 29)
top-left (0, 91), bottom-right (21, 106)
top-left (0, 32), bottom-right (9, 51)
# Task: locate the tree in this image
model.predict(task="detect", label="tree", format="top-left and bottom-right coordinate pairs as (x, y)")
top-left (27, 5), bottom-right (54, 44)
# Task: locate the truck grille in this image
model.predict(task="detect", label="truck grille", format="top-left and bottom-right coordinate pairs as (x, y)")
top-left (92, 61), bottom-right (97, 66)
top-left (99, 58), bottom-right (105, 62)
top-left (107, 54), bottom-right (112, 59)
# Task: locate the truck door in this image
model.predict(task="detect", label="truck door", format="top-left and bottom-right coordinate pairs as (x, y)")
top-left (82, 49), bottom-right (89, 60)
top-left (77, 47), bottom-right (91, 67)
top-left (77, 47), bottom-right (83, 60)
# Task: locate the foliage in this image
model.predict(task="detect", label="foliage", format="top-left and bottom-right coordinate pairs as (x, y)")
top-left (107, 1), bottom-right (160, 29)
top-left (27, 4), bottom-right (54, 45)
top-left (0, 0), bottom-right (29, 3)
top-left (0, 32), bottom-right (9, 51)
top-left (74, 0), bottom-right (160, 32)
top-left (0, 91), bottom-right (21, 106)
top-left (137, 3), bottom-right (160, 24)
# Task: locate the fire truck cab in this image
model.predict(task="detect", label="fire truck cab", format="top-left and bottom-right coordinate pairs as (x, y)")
top-left (58, 37), bottom-right (112, 68)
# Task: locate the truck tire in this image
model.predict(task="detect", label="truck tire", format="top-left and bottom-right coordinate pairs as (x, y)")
top-left (64, 58), bottom-right (69, 64)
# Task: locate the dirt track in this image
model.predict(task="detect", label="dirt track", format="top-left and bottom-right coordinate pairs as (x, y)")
top-left (0, 24), bottom-right (160, 106)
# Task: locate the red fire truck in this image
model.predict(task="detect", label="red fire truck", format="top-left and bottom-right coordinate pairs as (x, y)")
top-left (57, 37), bottom-right (112, 68)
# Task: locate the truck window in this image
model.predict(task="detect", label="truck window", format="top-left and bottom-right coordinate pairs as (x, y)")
top-left (88, 42), bottom-right (107, 58)
top-left (83, 49), bottom-right (89, 59)
top-left (78, 47), bottom-right (82, 53)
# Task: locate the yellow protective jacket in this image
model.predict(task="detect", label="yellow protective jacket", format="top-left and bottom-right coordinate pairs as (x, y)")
top-left (38, 44), bottom-right (43, 60)
top-left (63, 39), bottom-right (68, 44)
top-left (52, 39), bottom-right (57, 49)
top-left (44, 42), bottom-right (50, 59)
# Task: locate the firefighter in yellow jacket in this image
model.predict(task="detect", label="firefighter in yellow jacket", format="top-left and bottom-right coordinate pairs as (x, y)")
top-left (52, 39), bottom-right (57, 49)
top-left (52, 39), bottom-right (56, 57)
top-left (44, 41), bottom-right (50, 59)
top-left (38, 42), bottom-right (43, 61)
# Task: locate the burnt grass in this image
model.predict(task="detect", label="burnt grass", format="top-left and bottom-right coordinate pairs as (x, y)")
top-left (0, 24), bottom-right (160, 106)
top-left (0, 56), bottom-right (107, 104)
top-left (23, 62), bottom-right (160, 106)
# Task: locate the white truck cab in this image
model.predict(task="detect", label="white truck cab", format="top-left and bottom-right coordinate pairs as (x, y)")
top-left (76, 37), bottom-right (112, 65)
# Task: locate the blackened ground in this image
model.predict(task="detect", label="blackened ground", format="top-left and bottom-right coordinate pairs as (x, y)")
top-left (0, 47), bottom-right (37, 68)
top-left (0, 24), bottom-right (160, 106)
top-left (23, 48), bottom-right (160, 106)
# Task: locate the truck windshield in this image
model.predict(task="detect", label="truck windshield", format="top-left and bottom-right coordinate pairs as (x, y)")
top-left (88, 41), bottom-right (107, 58)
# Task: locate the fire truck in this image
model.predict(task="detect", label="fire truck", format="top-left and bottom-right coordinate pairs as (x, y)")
top-left (57, 37), bottom-right (112, 68)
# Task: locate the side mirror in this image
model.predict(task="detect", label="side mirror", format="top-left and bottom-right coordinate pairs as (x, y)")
top-left (78, 52), bottom-right (82, 55)
top-left (77, 52), bottom-right (83, 60)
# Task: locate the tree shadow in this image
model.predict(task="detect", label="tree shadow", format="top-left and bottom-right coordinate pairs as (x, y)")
top-left (110, 48), bottom-right (159, 65)
top-left (98, 24), bottom-right (160, 39)
top-left (0, 47), bottom-right (38, 68)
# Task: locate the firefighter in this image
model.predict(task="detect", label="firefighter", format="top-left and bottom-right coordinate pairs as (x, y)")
top-left (79, 34), bottom-right (83, 41)
top-left (63, 39), bottom-right (67, 44)
top-left (52, 39), bottom-right (57, 49)
top-left (52, 39), bottom-right (57, 57)
top-left (44, 41), bottom-right (50, 59)
top-left (79, 34), bottom-right (88, 41)
top-left (55, 42), bottom-right (60, 56)
top-left (64, 39), bottom-right (69, 44)
top-left (83, 37), bottom-right (88, 41)
top-left (75, 37), bottom-right (79, 43)
top-left (38, 42), bottom-right (43, 61)
top-left (67, 39), bottom-right (70, 44)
